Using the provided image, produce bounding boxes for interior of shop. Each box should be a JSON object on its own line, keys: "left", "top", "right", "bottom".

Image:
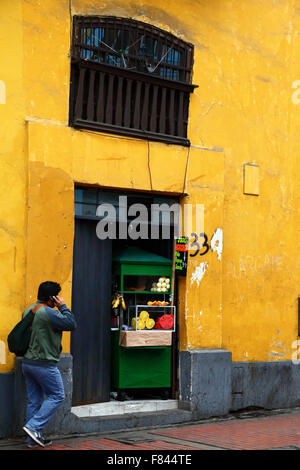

{"left": 110, "top": 235, "right": 177, "bottom": 402}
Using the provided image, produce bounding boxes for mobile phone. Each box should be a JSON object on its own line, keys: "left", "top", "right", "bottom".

{"left": 50, "top": 296, "right": 56, "bottom": 303}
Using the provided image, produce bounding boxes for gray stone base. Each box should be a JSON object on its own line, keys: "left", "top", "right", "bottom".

{"left": 179, "top": 352, "right": 300, "bottom": 417}
{"left": 0, "top": 372, "right": 15, "bottom": 438}
{"left": 231, "top": 361, "right": 300, "bottom": 411}
{"left": 1, "top": 351, "right": 300, "bottom": 439}
{"left": 179, "top": 349, "right": 232, "bottom": 419}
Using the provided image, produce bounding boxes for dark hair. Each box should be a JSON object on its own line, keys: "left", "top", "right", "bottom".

{"left": 37, "top": 281, "right": 61, "bottom": 301}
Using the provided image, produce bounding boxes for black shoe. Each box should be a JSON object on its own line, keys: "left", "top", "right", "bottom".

{"left": 27, "top": 439, "right": 52, "bottom": 448}
{"left": 23, "top": 426, "right": 49, "bottom": 448}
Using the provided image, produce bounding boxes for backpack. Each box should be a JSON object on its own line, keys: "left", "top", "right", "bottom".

{"left": 7, "top": 303, "right": 46, "bottom": 356}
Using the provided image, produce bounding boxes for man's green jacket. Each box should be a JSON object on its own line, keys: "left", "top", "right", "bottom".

{"left": 22, "top": 301, "right": 77, "bottom": 366}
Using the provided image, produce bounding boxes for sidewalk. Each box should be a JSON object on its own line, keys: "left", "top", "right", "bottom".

{"left": 1, "top": 407, "right": 300, "bottom": 451}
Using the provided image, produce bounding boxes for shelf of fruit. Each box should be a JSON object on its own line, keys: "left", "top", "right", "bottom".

{"left": 128, "top": 303, "right": 175, "bottom": 332}
{"left": 123, "top": 276, "right": 171, "bottom": 294}
{"left": 150, "top": 276, "right": 170, "bottom": 293}
{"left": 131, "top": 310, "right": 156, "bottom": 330}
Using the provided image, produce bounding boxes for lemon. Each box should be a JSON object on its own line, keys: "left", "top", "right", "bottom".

{"left": 139, "top": 310, "right": 149, "bottom": 321}
{"left": 146, "top": 318, "right": 155, "bottom": 329}
{"left": 137, "top": 319, "right": 146, "bottom": 330}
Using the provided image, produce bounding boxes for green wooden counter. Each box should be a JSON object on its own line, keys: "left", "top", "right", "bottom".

{"left": 111, "top": 330, "right": 171, "bottom": 390}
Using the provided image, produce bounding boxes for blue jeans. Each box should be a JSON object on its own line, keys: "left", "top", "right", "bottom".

{"left": 22, "top": 362, "right": 65, "bottom": 443}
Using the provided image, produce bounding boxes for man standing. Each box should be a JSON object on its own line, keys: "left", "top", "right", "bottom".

{"left": 22, "top": 281, "right": 77, "bottom": 448}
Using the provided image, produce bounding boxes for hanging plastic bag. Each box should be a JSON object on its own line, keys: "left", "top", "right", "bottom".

{"left": 154, "top": 314, "right": 174, "bottom": 330}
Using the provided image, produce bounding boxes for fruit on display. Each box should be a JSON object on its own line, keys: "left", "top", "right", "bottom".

{"left": 145, "top": 318, "right": 155, "bottom": 329}
{"left": 131, "top": 310, "right": 156, "bottom": 330}
{"left": 131, "top": 316, "right": 146, "bottom": 329}
{"left": 139, "top": 310, "right": 149, "bottom": 321}
{"left": 151, "top": 277, "right": 170, "bottom": 293}
{"left": 112, "top": 296, "right": 120, "bottom": 308}
{"left": 137, "top": 318, "right": 146, "bottom": 330}
{"left": 111, "top": 294, "right": 126, "bottom": 310}
{"left": 121, "top": 296, "right": 126, "bottom": 311}
{"left": 147, "top": 300, "right": 169, "bottom": 306}
{"left": 154, "top": 314, "right": 174, "bottom": 330}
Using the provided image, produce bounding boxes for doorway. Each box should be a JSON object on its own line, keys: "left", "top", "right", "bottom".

{"left": 71, "top": 187, "right": 178, "bottom": 406}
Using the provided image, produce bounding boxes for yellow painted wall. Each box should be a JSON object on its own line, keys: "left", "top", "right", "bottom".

{"left": 1, "top": 0, "right": 300, "bottom": 371}
{"left": 0, "top": 1, "right": 27, "bottom": 372}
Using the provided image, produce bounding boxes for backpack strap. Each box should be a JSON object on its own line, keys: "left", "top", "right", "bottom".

{"left": 32, "top": 303, "right": 48, "bottom": 313}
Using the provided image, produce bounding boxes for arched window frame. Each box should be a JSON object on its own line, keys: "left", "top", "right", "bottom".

{"left": 69, "top": 16, "right": 197, "bottom": 146}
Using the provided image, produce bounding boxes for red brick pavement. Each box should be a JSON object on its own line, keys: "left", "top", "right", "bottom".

{"left": 5, "top": 412, "right": 300, "bottom": 451}
{"left": 152, "top": 414, "right": 300, "bottom": 450}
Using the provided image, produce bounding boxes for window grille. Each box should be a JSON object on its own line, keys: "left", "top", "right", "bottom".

{"left": 69, "top": 16, "right": 197, "bottom": 146}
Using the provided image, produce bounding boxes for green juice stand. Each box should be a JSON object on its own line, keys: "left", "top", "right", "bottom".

{"left": 111, "top": 247, "right": 175, "bottom": 399}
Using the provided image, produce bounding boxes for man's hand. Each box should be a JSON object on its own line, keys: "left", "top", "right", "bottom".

{"left": 52, "top": 295, "right": 65, "bottom": 307}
